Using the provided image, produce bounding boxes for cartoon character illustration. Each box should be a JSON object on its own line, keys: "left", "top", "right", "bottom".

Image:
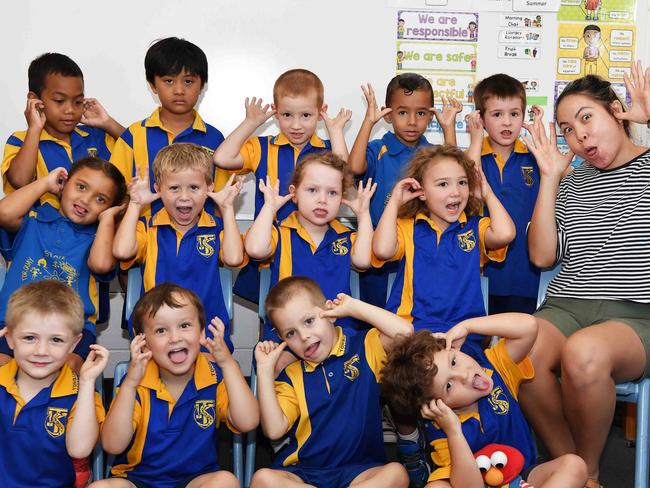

{"left": 585, "top": 0, "right": 601, "bottom": 21}
{"left": 397, "top": 50, "right": 404, "bottom": 70}
{"left": 467, "top": 83, "right": 475, "bottom": 104}
{"left": 583, "top": 24, "right": 601, "bottom": 74}
{"left": 474, "top": 444, "right": 525, "bottom": 488}
{"left": 468, "top": 21, "right": 478, "bottom": 39}
{"left": 470, "top": 54, "right": 477, "bottom": 72}
{"left": 534, "top": 15, "right": 542, "bottom": 28}
{"left": 398, "top": 18, "right": 405, "bottom": 38}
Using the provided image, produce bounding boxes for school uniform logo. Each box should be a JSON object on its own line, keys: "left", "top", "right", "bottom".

{"left": 45, "top": 407, "right": 68, "bottom": 438}
{"left": 457, "top": 230, "right": 476, "bottom": 252}
{"left": 86, "top": 147, "right": 98, "bottom": 157}
{"left": 488, "top": 386, "right": 509, "bottom": 415}
{"left": 22, "top": 255, "right": 79, "bottom": 287}
{"left": 196, "top": 234, "right": 217, "bottom": 258}
{"left": 331, "top": 237, "right": 350, "bottom": 256}
{"left": 521, "top": 166, "right": 535, "bottom": 187}
{"left": 193, "top": 400, "right": 216, "bottom": 428}
{"left": 343, "top": 354, "right": 360, "bottom": 381}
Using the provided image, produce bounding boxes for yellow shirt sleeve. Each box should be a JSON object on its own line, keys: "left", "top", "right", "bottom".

{"left": 239, "top": 136, "right": 262, "bottom": 174}
{"left": 478, "top": 216, "right": 507, "bottom": 268}
{"left": 485, "top": 339, "right": 534, "bottom": 399}
{"left": 120, "top": 219, "right": 148, "bottom": 270}
{"left": 215, "top": 379, "right": 239, "bottom": 433}
{"left": 364, "top": 328, "right": 387, "bottom": 382}
{"left": 109, "top": 135, "right": 135, "bottom": 184}
{"left": 275, "top": 380, "right": 300, "bottom": 433}
{"left": 68, "top": 391, "right": 107, "bottom": 426}
{"left": 429, "top": 437, "right": 453, "bottom": 481}
{"left": 2, "top": 132, "right": 26, "bottom": 195}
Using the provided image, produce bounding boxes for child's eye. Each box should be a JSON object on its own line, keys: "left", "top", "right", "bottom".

{"left": 328, "top": 190, "right": 338, "bottom": 197}
{"left": 169, "top": 185, "right": 179, "bottom": 191}
{"left": 582, "top": 114, "right": 591, "bottom": 122}
{"left": 398, "top": 110, "right": 407, "bottom": 116}
{"left": 302, "top": 113, "right": 312, "bottom": 119}
{"left": 22, "top": 335, "right": 35, "bottom": 342}
{"left": 51, "top": 337, "right": 64, "bottom": 343}
{"left": 306, "top": 187, "right": 316, "bottom": 193}
{"left": 438, "top": 182, "right": 447, "bottom": 187}
{"left": 451, "top": 357, "right": 457, "bottom": 367}
{"left": 163, "top": 79, "right": 174, "bottom": 85}
{"left": 96, "top": 196, "right": 106, "bottom": 204}
{"left": 562, "top": 126, "right": 573, "bottom": 135}
{"left": 282, "top": 112, "right": 292, "bottom": 118}
{"left": 54, "top": 99, "right": 64, "bottom": 104}
{"left": 155, "top": 328, "right": 166, "bottom": 335}
{"left": 285, "top": 330, "right": 294, "bottom": 339}
{"left": 180, "top": 322, "right": 191, "bottom": 329}
{"left": 417, "top": 111, "right": 427, "bottom": 117}
{"left": 493, "top": 112, "right": 501, "bottom": 118}
{"left": 446, "top": 381, "right": 452, "bottom": 392}
{"left": 77, "top": 183, "right": 86, "bottom": 191}
{"left": 305, "top": 317, "right": 315, "bottom": 326}
{"left": 184, "top": 80, "right": 194, "bottom": 86}
{"left": 459, "top": 180, "right": 468, "bottom": 186}
{"left": 190, "top": 185, "right": 199, "bottom": 191}
{"left": 511, "top": 112, "right": 521, "bottom": 118}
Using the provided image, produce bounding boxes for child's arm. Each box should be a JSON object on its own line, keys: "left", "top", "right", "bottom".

{"left": 320, "top": 293, "right": 413, "bottom": 351}
{"left": 321, "top": 108, "right": 352, "bottom": 160}
{"left": 420, "top": 399, "right": 484, "bottom": 488}
{"left": 464, "top": 111, "right": 484, "bottom": 167}
{"left": 6, "top": 97, "right": 47, "bottom": 189}
{"left": 0, "top": 167, "right": 66, "bottom": 233}
{"left": 475, "top": 164, "right": 516, "bottom": 249}
{"left": 244, "top": 177, "right": 292, "bottom": 260}
{"left": 207, "top": 174, "right": 245, "bottom": 267}
{"left": 616, "top": 60, "right": 650, "bottom": 124}
{"left": 112, "top": 175, "right": 159, "bottom": 261}
{"left": 348, "top": 84, "right": 392, "bottom": 175}
{"left": 101, "top": 334, "right": 151, "bottom": 454}
{"left": 66, "top": 344, "right": 109, "bottom": 459}
{"left": 213, "top": 97, "right": 276, "bottom": 170}
{"left": 372, "top": 178, "right": 423, "bottom": 260}
{"left": 202, "top": 319, "right": 259, "bottom": 432}
{"left": 432, "top": 96, "right": 463, "bottom": 147}
{"left": 443, "top": 313, "right": 538, "bottom": 364}
{"left": 88, "top": 202, "right": 127, "bottom": 274}
{"left": 80, "top": 98, "right": 125, "bottom": 139}
{"left": 344, "top": 178, "right": 377, "bottom": 270}
{"left": 254, "top": 340, "right": 290, "bottom": 439}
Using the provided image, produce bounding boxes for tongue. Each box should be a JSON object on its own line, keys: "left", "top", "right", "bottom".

{"left": 472, "top": 375, "right": 490, "bottom": 391}
{"left": 169, "top": 349, "right": 188, "bottom": 364}
{"left": 305, "top": 343, "right": 318, "bottom": 358}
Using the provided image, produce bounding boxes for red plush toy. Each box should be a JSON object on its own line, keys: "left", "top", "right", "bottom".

{"left": 474, "top": 443, "right": 527, "bottom": 488}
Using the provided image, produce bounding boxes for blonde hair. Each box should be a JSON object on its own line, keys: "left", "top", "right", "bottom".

{"left": 265, "top": 276, "right": 326, "bottom": 325}
{"left": 5, "top": 280, "right": 84, "bottom": 335}
{"left": 152, "top": 142, "right": 214, "bottom": 185}
{"left": 399, "top": 145, "right": 481, "bottom": 219}
{"left": 290, "top": 151, "right": 353, "bottom": 195}
{"left": 273, "top": 69, "right": 324, "bottom": 107}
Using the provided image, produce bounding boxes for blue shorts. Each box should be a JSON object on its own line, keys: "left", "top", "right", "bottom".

{"left": 280, "top": 463, "right": 382, "bottom": 488}
{"left": 116, "top": 469, "right": 219, "bottom": 488}
{"left": 0, "top": 328, "right": 95, "bottom": 359}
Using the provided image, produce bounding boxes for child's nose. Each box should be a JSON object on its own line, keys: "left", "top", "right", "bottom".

{"left": 35, "top": 340, "right": 48, "bottom": 355}
{"left": 173, "top": 82, "right": 185, "bottom": 95}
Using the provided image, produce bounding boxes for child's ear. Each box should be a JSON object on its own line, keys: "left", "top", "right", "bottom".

{"left": 27, "top": 91, "right": 39, "bottom": 100}
{"left": 153, "top": 182, "right": 160, "bottom": 194}
{"left": 288, "top": 184, "right": 297, "bottom": 202}
{"left": 271, "top": 104, "right": 278, "bottom": 119}
{"left": 383, "top": 110, "right": 393, "bottom": 124}
{"left": 69, "top": 333, "right": 82, "bottom": 354}
{"left": 418, "top": 193, "right": 427, "bottom": 201}
{"left": 148, "top": 81, "right": 158, "bottom": 95}
{"left": 4, "top": 331, "right": 14, "bottom": 351}
{"left": 319, "top": 104, "right": 328, "bottom": 120}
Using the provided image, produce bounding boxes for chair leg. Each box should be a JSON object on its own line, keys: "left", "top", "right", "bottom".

{"left": 244, "top": 368, "right": 258, "bottom": 488}
{"left": 625, "top": 403, "right": 637, "bottom": 445}
{"left": 634, "top": 380, "right": 650, "bottom": 488}
{"left": 233, "top": 433, "right": 244, "bottom": 488}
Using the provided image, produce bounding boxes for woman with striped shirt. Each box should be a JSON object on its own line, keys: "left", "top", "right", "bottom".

{"left": 519, "top": 62, "right": 650, "bottom": 488}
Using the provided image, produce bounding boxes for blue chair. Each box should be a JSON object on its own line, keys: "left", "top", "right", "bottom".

{"left": 537, "top": 265, "right": 650, "bottom": 488}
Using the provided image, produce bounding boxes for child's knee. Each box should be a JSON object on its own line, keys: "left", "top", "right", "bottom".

{"left": 383, "top": 462, "right": 409, "bottom": 486}
{"left": 199, "top": 470, "right": 240, "bottom": 488}
{"left": 558, "top": 453, "right": 588, "bottom": 482}
{"left": 250, "top": 468, "right": 278, "bottom": 488}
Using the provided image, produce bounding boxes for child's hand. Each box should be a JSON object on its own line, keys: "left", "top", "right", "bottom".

{"left": 208, "top": 174, "right": 244, "bottom": 209}
{"left": 254, "top": 340, "right": 287, "bottom": 375}
{"left": 0, "top": 328, "right": 6, "bottom": 340}
{"left": 128, "top": 174, "right": 160, "bottom": 206}
{"left": 617, "top": 60, "right": 650, "bottom": 124}
{"left": 98, "top": 201, "right": 127, "bottom": 223}
{"left": 432, "top": 96, "right": 463, "bottom": 129}
{"left": 441, "top": 322, "right": 470, "bottom": 350}
{"left": 245, "top": 97, "right": 276, "bottom": 127}
{"left": 421, "top": 398, "right": 461, "bottom": 434}
{"left": 389, "top": 178, "right": 424, "bottom": 206}
{"left": 523, "top": 117, "right": 573, "bottom": 179}
{"left": 124, "top": 334, "right": 152, "bottom": 388}
{"left": 343, "top": 178, "right": 377, "bottom": 216}
{"left": 361, "top": 83, "right": 392, "bottom": 124}
{"left": 320, "top": 293, "right": 356, "bottom": 320}
{"left": 46, "top": 167, "right": 68, "bottom": 196}
{"left": 259, "top": 176, "right": 292, "bottom": 213}
{"left": 79, "top": 344, "right": 109, "bottom": 384}
{"left": 24, "top": 97, "right": 46, "bottom": 131}
{"left": 321, "top": 108, "right": 352, "bottom": 134}
{"left": 473, "top": 161, "right": 491, "bottom": 201}
{"left": 465, "top": 110, "right": 484, "bottom": 140}
{"left": 81, "top": 98, "right": 111, "bottom": 128}
{"left": 200, "top": 318, "right": 233, "bottom": 366}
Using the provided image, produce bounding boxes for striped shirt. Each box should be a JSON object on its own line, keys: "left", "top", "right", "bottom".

{"left": 547, "top": 149, "right": 650, "bottom": 302}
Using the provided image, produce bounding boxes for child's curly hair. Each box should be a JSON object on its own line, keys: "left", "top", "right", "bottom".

{"left": 381, "top": 331, "right": 446, "bottom": 415}
{"left": 290, "top": 151, "right": 353, "bottom": 196}
{"left": 398, "top": 145, "right": 482, "bottom": 220}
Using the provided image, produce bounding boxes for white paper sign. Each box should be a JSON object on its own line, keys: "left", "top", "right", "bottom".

{"left": 512, "top": 0, "right": 560, "bottom": 12}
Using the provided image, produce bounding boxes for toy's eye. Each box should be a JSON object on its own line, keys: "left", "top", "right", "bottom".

{"left": 476, "top": 455, "right": 491, "bottom": 472}
{"left": 491, "top": 451, "right": 508, "bottom": 468}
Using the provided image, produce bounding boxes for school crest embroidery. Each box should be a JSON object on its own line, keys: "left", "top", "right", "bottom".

{"left": 343, "top": 354, "right": 360, "bottom": 381}
{"left": 488, "top": 386, "right": 509, "bottom": 415}
{"left": 86, "top": 147, "right": 98, "bottom": 157}
{"left": 45, "top": 407, "right": 68, "bottom": 438}
{"left": 457, "top": 230, "right": 476, "bottom": 252}
{"left": 193, "top": 400, "right": 215, "bottom": 429}
{"left": 22, "top": 253, "right": 79, "bottom": 287}
{"left": 521, "top": 166, "right": 534, "bottom": 187}
{"left": 196, "top": 234, "right": 216, "bottom": 258}
{"left": 331, "top": 237, "right": 349, "bottom": 256}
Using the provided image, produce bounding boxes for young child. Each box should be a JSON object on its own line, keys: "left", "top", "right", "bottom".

{"left": 0, "top": 280, "right": 109, "bottom": 488}
{"left": 251, "top": 276, "right": 412, "bottom": 488}
{"left": 94, "top": 283, "right": 258, "bottom": 488}
{"left": 113, "top": 143, "right": 245, "bottom": 350}
{"left": 470, "top": 74, "right": 541, "bottom": 314}
{"left": 3, "top": 52, "right": 124, "bottom": 208}
{"left": 381, "top": 314, "right": 587, "bottom": 488}
{"left": 347, "top": 74, "right": 461, "bottom": 308}
{"left": 245, "top": 151, "right": 375, "bottom": 372}
{"left": 110, "top": 37, "right": 225, "bottom": 217}
{"left": 213, "top": 68, "right": 350, "bottom": 302}
{"left": 372, "top": 144, "right": 514, "bottom": 486}
{"left": 0, "top": 158, "right": 126, "bottom": 372}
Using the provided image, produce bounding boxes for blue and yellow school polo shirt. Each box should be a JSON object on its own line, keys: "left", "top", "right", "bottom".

{"left": 425, "top": 339, "right": 536, "bottom": 482}
{"left": 111, "top": 354, "right": 232, "bottom": 487}
{"left": 376, "top": 213, "right": 506, "bottom": 334}
{"left": 2, "top": 125, "right": 114, "bottom": 207}
{"left": 0, "top": 203, "right": 108, "bottom": 335}
{"left": 481, "top": 138, "right": 540, "bottom": 299}
{"left": 122, "top": 208, "right": 239, "bottom": 350}
{"left": 363, "top": 132, "right": 431, "bottom": 227}
{"left": 110, "top": 108, "right": 225, "bottom": 217}
{"left": 0, "top": 360, "right": 105, "bottom": 488}
{"left": 274, "top": 326, "right": 386, "bottom": 469}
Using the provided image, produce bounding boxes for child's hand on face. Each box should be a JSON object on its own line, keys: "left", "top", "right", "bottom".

{"left": 98, "top": 201, "right": 128, "bottom": 223}
{"left": 254, "top": 340, "right": 287, "bottom": 375}
{"left": 321, "top": 108, "right": 353, "bottom": 134}
{"left": 361, "top": 83, "right": 392, "bottom": 124}
{"left": 244, "top": 97, "right": 276, "bottom": 127}
{"left": 46, "top": 167, "right": 68, "bottom": 196}
{"left": 259, "top": 176, "right": 292, "bottom": 213}
{"left": 473, "top": 161, "right": 491, "bottom": 201}
{"left": 421, "top": 398, "right": 461, "bottom": 434}
{"left": 79, "top": 344, "right": 110, "bottom": 384}
{"left": 431, "top": 96, "right": 463, "bottom": 129}
{"left": 80, "top": 98, "right": 110, "bottom": 128}
{"left": 343, "top": 178, "right": 377, "bottom": 216}
{"left": 124, "top": 334, "right": 152, "bottom": 388}
{"left": 320, "top": 293, "right": 356, "bottom": 319}
{"left": 439, "top": 322, "right": 470, "bottom": 350}
{"left": 128, "top": 174, "right": 160, "bottom": 206}
{"left": 200, "top": 318, "right": 233, "bottom": 367}
{"left": 208, "top": 174, "right": 244, "bottom": 210}
{"left": 390, "top": 178, "right": 424, "bottom": 206}
{"left": 24, "top": 97, "right": 46, "bottom": 131}
{"left": 465, "top": 110, "right": 484, "bottom": 141}
{"left": 618, "top": 60, "right": 650, "bottom": 124}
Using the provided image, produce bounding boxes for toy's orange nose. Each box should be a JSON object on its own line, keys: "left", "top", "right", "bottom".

{"left": 483, "top": 466, "right": 504, "bottom": 486}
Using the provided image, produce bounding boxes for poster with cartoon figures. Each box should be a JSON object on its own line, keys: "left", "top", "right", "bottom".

{"left": 558, "top": 0, "right": 636, "bottom": 23}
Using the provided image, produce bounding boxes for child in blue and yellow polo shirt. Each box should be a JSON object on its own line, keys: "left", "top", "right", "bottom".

{"left": 251, "top": 276, "right": 412, "bottom": 488}
{"left": 113, "top": 143, "right": 246, "bottom": 351}
{"left": 0, "top": 281, "right": 108, "bottom": 488}
{"left": 99, "top": 284, "right": 258, "bottom": 488}
{"left": 3, "top": 52, "right": 123, "bottom": 209}
{"left": 381, "top": 314, "right": 587, "bottom": 487}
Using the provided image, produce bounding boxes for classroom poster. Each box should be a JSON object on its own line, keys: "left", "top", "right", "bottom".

{"left": 557, "top": 0, "right": 636, "bottom": 23}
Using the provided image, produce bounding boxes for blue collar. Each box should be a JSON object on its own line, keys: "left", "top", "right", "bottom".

{"left": 384, "top": 131, "right": 429, "bottom": 155}
{"left": 33, "top": 203, "right": 97, "bottom": 235}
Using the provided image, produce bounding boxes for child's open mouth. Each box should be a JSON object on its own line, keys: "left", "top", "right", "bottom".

{"left": 500, "top": 130, "right": 513, "bottom": 138}
{"left": 446, "top": 202, "right": 461, "bottom": 212}
{"left": 472, "top": 374, "right": 491, "bottom": 391}
{"left": 313, "top": 208, "right": 328, "bottom": 218}
{"left": 73, "top": 204, "right": 88, "bottom": 217}
{"left": 168, "top": 348, "right": 188, "bottom": 364}
{"left": 303, "top": 342, "right": 320, "bottom": 359}
{"left": 176, "top": 206, "right": 193, "bottom": 219}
